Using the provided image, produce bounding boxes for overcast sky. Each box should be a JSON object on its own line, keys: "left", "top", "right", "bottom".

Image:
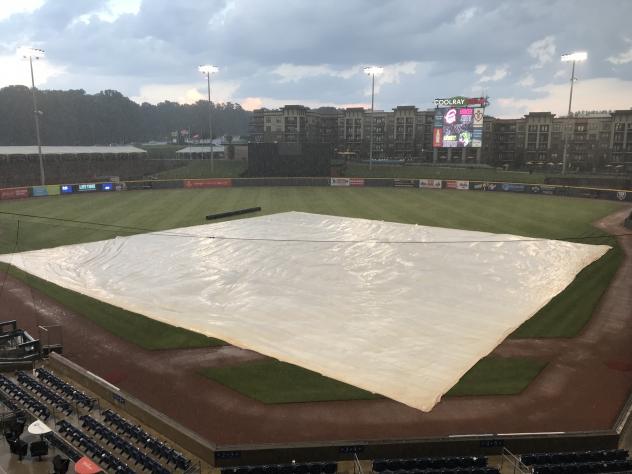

{"left": 2, "top": 0, "right": 632, "bottom": 117}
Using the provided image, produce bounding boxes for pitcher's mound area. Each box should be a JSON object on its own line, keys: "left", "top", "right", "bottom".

{"left": 0, "top": 212, "right": 608, "bottom": 411}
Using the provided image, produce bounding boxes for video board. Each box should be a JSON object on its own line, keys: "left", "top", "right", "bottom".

{"left": 432, "top": 96, "right": 485, "bottom": 148}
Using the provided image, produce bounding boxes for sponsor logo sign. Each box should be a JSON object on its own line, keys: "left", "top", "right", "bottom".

{"left": 433, "top": 127, "right": 443, "bottom": 147}
{"left": 446, "top": 180, "right": 469, "bottom": 190}
{"left": 349, "top": 178, "right": 365, "bottom": 187}
{"left": 617, "top": 191, "right": 627, "bottom": 201}
{"left": 32, "top": 186, "right": 48, "bottom": 197}
{"left": 501, "top": 183, "right": 526, "bottom": 193}
{"left": 419, "top": 179, "right": 442, "bottom": 189}
{"left": 394, "top": 179, "right": 418, "bottom": 187}
{"left": 0, "top": 187, "right": 29, "bottom": 200}
{"left": 330, "top": 178, "right": 350, "bottom": 187}
{"left": 183, "top": 179, "right": 232, "bottom": 188}
{"left": 78, "top": 183, "right": 97, "bottom": 192}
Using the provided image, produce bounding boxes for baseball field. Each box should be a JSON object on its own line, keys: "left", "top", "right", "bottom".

{"left": 0, "top": 187, "right": 623, "bottom": 404}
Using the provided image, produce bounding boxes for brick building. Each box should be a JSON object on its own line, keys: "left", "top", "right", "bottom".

{"left": 249, "top": 106, "right": 632, "bottom": 172}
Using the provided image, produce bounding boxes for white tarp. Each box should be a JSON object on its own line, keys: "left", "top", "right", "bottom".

{"left": 0, "top": 212, "right": 609, "bottom": 411}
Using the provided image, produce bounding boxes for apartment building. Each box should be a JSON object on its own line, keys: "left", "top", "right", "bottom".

{"left": 249, "top": 106, "right": 632, "bottom": 171}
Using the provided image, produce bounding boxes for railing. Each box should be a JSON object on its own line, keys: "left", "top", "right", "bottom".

{"left": 500, "top": 448, "right": 533, "bottom": 474}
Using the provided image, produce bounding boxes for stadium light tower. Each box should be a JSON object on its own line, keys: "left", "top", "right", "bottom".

{"left": 198, "top": 64, "right": 219, "bottom": 172}
{"left": 19, "top": 46, "right": 46, "bottom": 185}
{"left": 364, "top": 66, "right": 384, "bottom": 170}
{"left": 560, "top": 51, "right": 587, "bottom": 175}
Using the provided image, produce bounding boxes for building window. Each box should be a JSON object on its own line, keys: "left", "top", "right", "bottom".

{"left": 528, "top": 125, "right": 538, "bottom": 132}
{"left": 539, "top": 125, "right": 549, "bottom": 132}
{"left": 615, "top": 123, "right": 625, "bottom": 131}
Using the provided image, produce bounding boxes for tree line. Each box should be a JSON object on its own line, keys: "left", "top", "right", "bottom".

{"left": 0, "top": 86, "right": 252, "bottom": 146}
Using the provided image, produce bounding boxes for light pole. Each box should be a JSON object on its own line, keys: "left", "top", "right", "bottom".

{"left": 19, "top": 47, "right": 46, "bottom": 185}
{"left": 363, "top": 66, "right": 383, "bottom": 170}
{"left": 560, "top": 51, "right": 587, "bottom": 175}
{"left": 198, "top": 65, "right": 218, "bottom": 172}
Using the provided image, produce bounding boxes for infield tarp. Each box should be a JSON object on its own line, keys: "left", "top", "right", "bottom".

{"left": 0, "top": 212, "right": 609, "bottom": 412}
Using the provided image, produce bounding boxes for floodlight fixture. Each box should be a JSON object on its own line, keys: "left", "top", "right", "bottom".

{"left": 18, "top": 46, "right": 45, "bottom": 59}
{"left": 198, "top": 64, "right": 219, "bottom": 75}
{"left": 363, "top": 66, "right": 384, "bottom": 76}
{"left": 561, "top": 51, "right": 587, "bottom": 62}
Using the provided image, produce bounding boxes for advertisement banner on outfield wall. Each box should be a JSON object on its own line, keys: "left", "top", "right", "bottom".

{"left": 445, "top": 180, "right": 469, "bottom": 190}
{"left": 330, "top": 178, "right": 350, "bottom": 186}
{"left": 184, "top": 179, "right": 232, "bottom": 188}
{"left": 330, "top": 178, "right": 366, "bottom": 187}
{"left": 419, "top": 179, "right": 443, "bottom": 189}
{"left": 529, "top": 185, "right": 556, "bottom": 195}
{"left": 500, "top": 183, "right": 526, "bottom": 193}
{"left": 394, "top": 179, "right": 418, "bottom": 187}
{"left": 0, "top": 187, "right": 29, "bottom": 200}
{"left": 32, "top": 186, "right": 48, "bottom": 197}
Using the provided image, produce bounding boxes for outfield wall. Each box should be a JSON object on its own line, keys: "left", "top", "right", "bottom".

{"left": 0, "top": 177, "right": 631, "bottom": 203}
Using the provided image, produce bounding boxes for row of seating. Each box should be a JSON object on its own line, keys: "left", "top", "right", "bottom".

{"left": 16, "top": 370, "right": 73, "bottom": 415}
{"left": 221, "top": 462, "right": 337, "bottom": 474}
{"left": 521, "top": 449, "right": 629, "bottom": 466}
{"left": 35, "top": 367, "right": 96, "bottom": 410}
{"left": 57, "top": 419, "right": 135, "bottom": 474}
{"left": 0, "top": 374, "right": 50, "bottom": 420}
{"left": 103, "top": 408, "right": 191, "bottom": 470}
{"left": 531, "top": 459, "right": 632, "bottom": 474}
{"left": 80, "top": 414, "right": 170, "bottom": 474}
{"left": 44, "top": 431, "right": 83, "bottom": 462}
{"left": 372, "top": 457, "right": 488, "bottom": 472}
{"left": 377, "top": 470, "right": 498, "bottom": 474}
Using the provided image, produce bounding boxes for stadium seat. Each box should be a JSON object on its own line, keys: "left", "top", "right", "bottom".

{"left": 30, "top": 439, "right": 49, "bottom": 460}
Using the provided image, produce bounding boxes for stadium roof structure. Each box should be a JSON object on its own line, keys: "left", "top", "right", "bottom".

{"left": 0, "top": 146, "right": 146, "bottom": 156}
{"left": 0, "top": 212, "right": 609, "bottom": 412}
{"left": 176, "top": 146, "right": 225, "bottom": 154}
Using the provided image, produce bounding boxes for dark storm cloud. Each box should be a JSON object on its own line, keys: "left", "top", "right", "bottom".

{"left": 2, "top": 0, "right": 632, "bottom": 114}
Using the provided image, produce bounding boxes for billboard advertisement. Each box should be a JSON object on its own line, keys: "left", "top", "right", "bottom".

{"left": 419, "top": 179, "right": 442, "bottom": 189}
{"left": 433, "top": 107, "right": 480, "bottom": 148}
{"left": 433, "top": 96, "right": 485, "bottom": 148}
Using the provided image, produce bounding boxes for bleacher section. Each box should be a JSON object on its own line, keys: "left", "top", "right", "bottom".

{"left": 521, "top": 449, "right": 632, "bottom": 474}
{"left": 16, "top": 370, "right": 73, "bottom": 415}
{"left": 0, "top": 367, "right": 198, "bottom": 473}
{"left": 0, "top": 374, "right": 50, "bottom": 420}
{"left": 57, "top": 419, "right": 135, "bottom": 473}
{"left": 102, "top": 409, "right": 192, "bottom": 471}
{"left": 371, "top": 456, "right": 498, "bottom": 474}
{"left": 35, "top": 367, "right": 96, "bottom": 410}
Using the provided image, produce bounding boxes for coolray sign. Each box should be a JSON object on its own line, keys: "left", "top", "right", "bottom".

{"left": 433, "top": 96, "right": 489, "bottom": 108}
{"left": 434, "top": 96, "right": 467, "bottom": 107}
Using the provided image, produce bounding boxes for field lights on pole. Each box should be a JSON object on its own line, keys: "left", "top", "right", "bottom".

{"left": 364, "top": 66, "right": 384, "bottom": 171}
{"left": 19, "top": 46, "right": 46, "bottom": 185}
{"left": 560, "top": 51, "right": 587, "bottom": 175}
{"left": 198, "top": 65, "right": 218, "bottom": 172}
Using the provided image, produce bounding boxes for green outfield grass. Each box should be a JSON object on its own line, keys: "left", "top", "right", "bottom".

{"left": 446, "top": 357, "right": 548, "bottom": 397}
{"left": 200, "top": 360, "right": 383, "bottom": 403}
{"left": 0, "top": 187, "right": 622, "bottom": 352}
